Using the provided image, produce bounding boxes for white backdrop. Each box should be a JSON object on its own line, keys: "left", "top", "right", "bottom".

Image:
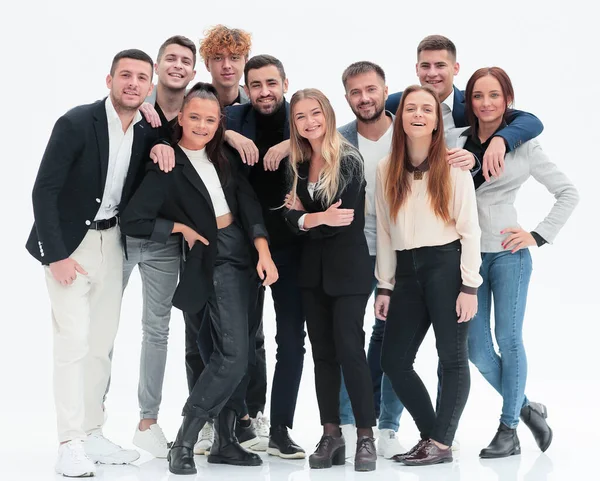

{"left": 1, "top": 1, "right": 598, "bottom": 479}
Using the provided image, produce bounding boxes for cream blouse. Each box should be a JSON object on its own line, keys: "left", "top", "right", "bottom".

{"left": 375, "top": 155, "right": 483, "bottom": 292}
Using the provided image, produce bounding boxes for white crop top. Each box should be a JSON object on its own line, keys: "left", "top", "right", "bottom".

{"left": 180, "top": 146, "right": 231, "bottom": 217}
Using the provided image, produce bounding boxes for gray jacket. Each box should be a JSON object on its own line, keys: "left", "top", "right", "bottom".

{"left": 447, "top": 127, "right": 579, "bottom": 253}
{"left": 338, "top": 111, "right": 395, "bottom": 256}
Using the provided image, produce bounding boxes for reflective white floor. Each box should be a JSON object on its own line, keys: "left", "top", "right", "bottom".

{"left": 4, "top": 259, "right": 598, "bottom": 481}
{"left": 3, "top": 376, "right": 596, "bottom": 481}
{"left": 0, "top": 434, "right": 586, "bottom": 481}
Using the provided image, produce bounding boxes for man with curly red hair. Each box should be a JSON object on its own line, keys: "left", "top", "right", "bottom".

{"left": 199, "top": 25, "right": 251, "bottom": 107}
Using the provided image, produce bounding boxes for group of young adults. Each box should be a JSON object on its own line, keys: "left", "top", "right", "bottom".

{"left": 27, "top": 26, "right": 579, "bottom": 477}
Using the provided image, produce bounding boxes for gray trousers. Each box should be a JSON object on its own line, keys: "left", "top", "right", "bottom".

{"left": 123, "top": 235, "right": 181, "bottom": 419}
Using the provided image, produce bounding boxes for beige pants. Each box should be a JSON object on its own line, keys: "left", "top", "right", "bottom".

{"left": 45, "top": 226, "right": 123, "bottom": 442}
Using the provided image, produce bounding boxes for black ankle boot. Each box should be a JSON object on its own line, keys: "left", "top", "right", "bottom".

{"left": 168, "top": 415, "right": 209, "bottom": 475}
{"left": 479, "top": 423, "right": 521, "bottom": 458}
{"left": 208, "top": 407, "right": 263, "bottom": 466}
{"left": 520, "top": 402, "right": 553, "bottom": 452}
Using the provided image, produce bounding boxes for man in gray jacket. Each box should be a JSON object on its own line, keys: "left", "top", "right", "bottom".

{"left": 337, "top": 61, "right": 405, "bottom": 459}
{"left": 338, "top": 61, "right": 477, "bottom": 458}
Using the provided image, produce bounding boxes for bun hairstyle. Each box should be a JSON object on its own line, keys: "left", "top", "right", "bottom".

{"left": 176, "top": 82, "right": 230, "bottom": 183}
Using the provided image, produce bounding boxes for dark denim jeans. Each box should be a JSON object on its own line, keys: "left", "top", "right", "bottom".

{"left": 468, "top": 249, "right": 532, "bottom": 427}
{"left": 381, "top": 241, "right": 470, "bottom": 446}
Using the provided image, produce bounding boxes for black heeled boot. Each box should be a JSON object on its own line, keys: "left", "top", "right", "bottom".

{"left": 208, "top": 407, "right": 263, "bottom": 466}
{"left": 479, "top": 423, "right": 521, "bottom": 458}
{"left": 520, "top": 402, "right": 553, "bottom": 452}
{"left": 168, "top": 414, "right": 209, "bottom": 475}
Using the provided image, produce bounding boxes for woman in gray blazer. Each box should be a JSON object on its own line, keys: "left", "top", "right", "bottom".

{"left": 448, "top": 67, "right": 579, "bottom": 459}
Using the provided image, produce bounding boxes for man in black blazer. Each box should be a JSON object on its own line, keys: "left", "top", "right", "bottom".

{"left": 224, "top": 54, "right": 306, "bottom": 458}
{"left": 26, "top": 49, "right": 162, "bottom": 477}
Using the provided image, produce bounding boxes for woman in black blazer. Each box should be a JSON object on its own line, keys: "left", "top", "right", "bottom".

{"left": 284, "top": 89, "right": 376, "bottom": 472}
{"left": 121, "top": 83, "right": 278, "bottom": 475}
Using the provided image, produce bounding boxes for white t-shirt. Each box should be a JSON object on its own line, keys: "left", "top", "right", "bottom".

{"left": 358, "top": 123, "right": 394, "bottom": 255}
{"left": 180, "top": 146, "right": 231, "bottom": 217}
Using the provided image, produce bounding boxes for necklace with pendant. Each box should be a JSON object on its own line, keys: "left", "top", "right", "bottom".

{"left": 414, "top": 171, "right": 423, "bottom": 180}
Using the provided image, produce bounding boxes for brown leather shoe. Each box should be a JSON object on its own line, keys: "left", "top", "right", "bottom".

{"left": 354, "top": 436, "right": 376, "bottom": 471}
{"left": 308, "top": 435, "right": 345, "bottom": 469}
{"left": 400, "top": 439, "right": 453, "bottom": 466}
{"left": 392, "top": 439, "right": 427, "bottom": 463}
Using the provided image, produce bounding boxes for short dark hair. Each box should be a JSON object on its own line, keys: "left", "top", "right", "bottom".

{"left": 157, "top": 35, "right": 197, "bottom": 67}
{"left": 110, "top": 49, "right": 154, "bottom": 77}
{"left": 417, "top": 35, "right": 457, "bottom": 61}
{"left": 341, "top": 61, "right": 386, "bottom": 89}
{"left": 244, "top": 54, "right": 286, "bottom": 86}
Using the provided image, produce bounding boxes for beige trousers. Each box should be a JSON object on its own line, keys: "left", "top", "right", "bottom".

{"left": 45, "top": 226, "right": 123, "bottom": 442}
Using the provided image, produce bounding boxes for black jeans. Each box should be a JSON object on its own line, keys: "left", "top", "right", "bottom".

{"left": 183, "top": 223, "right": 257, "bottom": 418}
{"left": 303, "top": 287, "right": 375, "bottom": 428}
{"left": 381, "top": 240, "right": 470, "bottom": 446}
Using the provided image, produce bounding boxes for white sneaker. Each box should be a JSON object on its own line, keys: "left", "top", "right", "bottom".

{"left": 55, "top": 439, "right": 96, "bottom": 477}
{"left": 85, "top": 430, "right": 140, "bottom": 464}
{"left": 250, "top": 411, "right": 270, "bottom": 451}
{"left": 452, "top": 438, "right": 460, "bottom": 452}
{"left": 340, "top": 424, "right": 356, "bottom": 459}
{"left": 133, "top": 423, "right": 169, "bottom": 458}
{"left": 377, "top": 429, "right": 405, "bottom": 459}
{"left": 194, "top": 421, "right": 214, "bottom": 455}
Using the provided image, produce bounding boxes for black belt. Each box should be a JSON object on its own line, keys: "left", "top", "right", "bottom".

{"left": 89, "top": 216, "right": 118, "bottom": 230}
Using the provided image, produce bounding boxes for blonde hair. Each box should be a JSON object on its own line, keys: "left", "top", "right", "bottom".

{"left": 289, "top": 88, "right": 363, "bottom": 207}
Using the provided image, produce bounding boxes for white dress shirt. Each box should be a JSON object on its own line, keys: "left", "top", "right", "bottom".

{"left": 442, "top": 89, "right": 455, "bottom": 132}
{"left": 95, "top": 97, "right": 142, "bottom": 221}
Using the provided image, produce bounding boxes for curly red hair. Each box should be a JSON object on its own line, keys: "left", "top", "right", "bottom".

{"left": 199, "top": 25, "right": 252, "bottom": 61}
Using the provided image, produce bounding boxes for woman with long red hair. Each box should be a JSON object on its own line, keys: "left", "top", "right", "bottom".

{"left": 375, "top": 84, "right": 482, "bottom": 466}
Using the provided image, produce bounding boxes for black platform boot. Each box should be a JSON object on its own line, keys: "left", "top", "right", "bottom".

{"left": 480, "top": 423, "right": 521, "bottom": 458}
{"left": 208, "top": 407, "right": 263, "bottom": 466}
{"left": 168, "top": 415, "right": 209, "bottom": 475}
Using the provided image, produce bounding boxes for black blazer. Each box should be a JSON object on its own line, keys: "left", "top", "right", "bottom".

{"left": 284, "top": 155, "right": 372, "bottom": 296}
{"left": 120, "top": 144, "right": 268, "bottom": 314}
{"left": 26, "top": 99, "right": 159, "bottom": 264}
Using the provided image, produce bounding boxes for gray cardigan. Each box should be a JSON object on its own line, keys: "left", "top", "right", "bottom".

{"left": 447, "top": 127, "right": 579, "bottom": 253}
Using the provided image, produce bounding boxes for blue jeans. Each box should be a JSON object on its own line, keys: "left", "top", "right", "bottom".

{"left": 339, "top": 256, "right": 404, "bottom": 430}
{"left": 468, "top": 249, "right": 532, "bottom": 428}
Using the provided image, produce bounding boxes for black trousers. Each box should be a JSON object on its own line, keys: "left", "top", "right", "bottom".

{"left": 243, "top": 283, "right": 268, "bottom": 418}
{"left": 303, "top": 287, "right": 375, "bottom": 428}
{"left": 381, "top": 240, "right": 470, "bottom": 446}
{"left": 182, "top": 223, "right": 257, "bottom": 418}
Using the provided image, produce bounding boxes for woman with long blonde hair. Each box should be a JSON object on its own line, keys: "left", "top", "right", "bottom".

{"left": 284, "top": 88, "right": 377, "bottom": 471}
{"left": 374, "top": 84, "right": 482, "bottom": 466}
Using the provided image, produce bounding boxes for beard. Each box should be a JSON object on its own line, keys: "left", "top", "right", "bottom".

{"left": 352, "top": 102, "right": 385, "bottom": 124}
{"left": 110, "top": 92, "right": 144, "bottom": 114}
{"left": 253, "top": 96, "right": 284, "bottom": 116}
